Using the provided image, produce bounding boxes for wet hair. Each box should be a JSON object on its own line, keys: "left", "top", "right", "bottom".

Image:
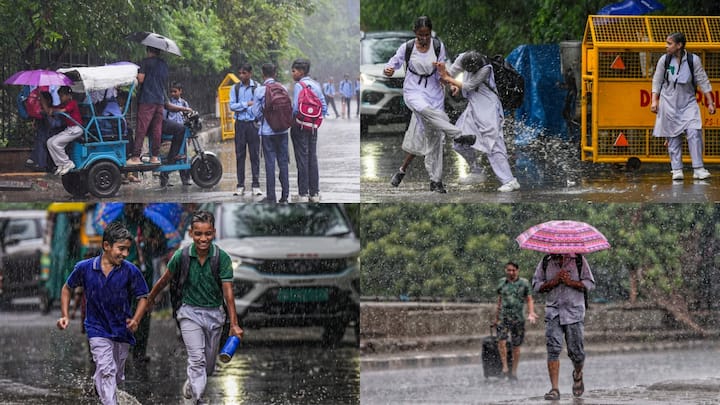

{"left": 58, "top": 86, "right": 72, "bottom": 96}
{"left": 170, "top": 81, "right": 183, "bottom": 91}
{"left": 461, "top": 51, "right": 486, "bottom": 73}
{"left": 505, "top": 262, "right": 519, "bottom": 271}
{"left": 414, "top": 16, "right": 433, "bottom": 32}
{"left": 239, "top": 63, "right": 253, "bottom": 72}
{"left": 292, "top": 58, "right": 311, "bottom": 75}
{"left": 261, "top": 63, "right": 277, "bottom": 77}
{"left": 191, "top": 210, "right": 215, "bottom": 228}
{"left": 668, "top": 32, "right": 686, "bottom": 48}
{"left": 103, "top": 221, "right": 132, "bottom": 246}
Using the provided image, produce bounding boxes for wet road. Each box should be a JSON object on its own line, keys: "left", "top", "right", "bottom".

{"left": 0, "top": 117, "right": 360, "bottom": 203}
{"left": 0, "top": 309, "right": 359, "bottom": 404}
{"left": 361, "top": 124, "right": 720, "bottom": 203}
{"left": 360, "top": 348, "right": 720, "bottom": 404}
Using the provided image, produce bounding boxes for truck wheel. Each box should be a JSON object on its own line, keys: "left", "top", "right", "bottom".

{"left": 61, "top": 171, "right": 89, "bottom": 197}
{"left": 191, "top": 155, "right": 223, "bottom": 188}
{"left": 87, "top": 161, "right": 121, "bottom": 198}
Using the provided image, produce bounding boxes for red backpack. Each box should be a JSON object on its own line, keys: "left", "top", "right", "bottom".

{"left": 295, "top": 81, "right": 323, "bottom": 130}
{"left": 25, "top": 87, "right": 44, "bottom": 119}
{"left": 263, "top": 82, "right": 293, "bottom": 131}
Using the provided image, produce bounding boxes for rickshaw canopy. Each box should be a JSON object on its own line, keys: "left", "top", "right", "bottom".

{"left": 57, "top": 63, "right": 138, "bottom": 92}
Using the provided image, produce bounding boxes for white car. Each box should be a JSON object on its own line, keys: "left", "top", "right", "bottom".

{"left": 209, "top": 203, "right": 360, "bottom": 347}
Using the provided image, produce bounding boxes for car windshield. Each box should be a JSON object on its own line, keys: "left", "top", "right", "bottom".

{"left": 361, "top": 36, "right": 413, "bottom": 65}
{"left": 220, "top": 204, "right": 352, "bottom": 238}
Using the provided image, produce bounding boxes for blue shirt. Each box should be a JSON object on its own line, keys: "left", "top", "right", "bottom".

{"left": 251, "top": 78, "right": 289, "bottom": 136}
{"left": 293, "top": 77, "right": 327, "bottom": 117}
{"left": 166, "top": 97, "right": 190, "bottom": 124}
{"left": 138, "top": 56, "right": 169, "bottom": 105}
{"left": 229, "top": 80, "right": 257, "bottom": 122}
{"left": 66, "top": 256, "right": 149, "bottom": 344}
{"left": 323, "top": 82, "right": 336, "bottom": 97}
{"left": 339, "top": 79, "right": 354, "bottom": 98}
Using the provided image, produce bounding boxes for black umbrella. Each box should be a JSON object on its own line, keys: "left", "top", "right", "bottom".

{"left": 126, "top": 31, "right": 181, "bottom": 56}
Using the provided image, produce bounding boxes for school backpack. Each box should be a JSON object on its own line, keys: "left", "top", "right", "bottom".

{"left": 661, "top": 51, "right": 696, "bottom": 94}
{"left": 16, "top": 85, "right": 32, "bottom": 119}
{"left": 295, "top": 81, "right": 324, "bottom": 130}
{"left": 485, "top": 54, "right": 525, "bottom": 110}
{"left": 403, "top": 38, "right": 442, "bottom": 81}
{"left": 23, "top": 87, "right": 44, "bottom": 120}
{"left": 541, "top": 254, "right": 589, "bottom": 308}
{"left": 263, "top": 81, "right": 293, "bottom": 131}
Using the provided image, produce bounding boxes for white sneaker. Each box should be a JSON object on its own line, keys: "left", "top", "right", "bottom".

{"left": 309, "top": 194, "right": 321, "bottom": 203}
{"left": 234, "top": 186, "right": 245, "bottom": 196}
{"left": 252, "top": 187, "right": 263, "bottom": 196}
{"left": 693, "top": 168, "right": 711, "bottom": 180}
{"left": 183, "top": 380, "right": 192, "bottom": 400}
{"left": 58, "top": 162, "right": 75, "bottom": 176}
{"left": 671, "top": 169, "right": 684, "bottom": 180}
{"left": 297, "top": 195, "right": 309, "bottom": 203}
{"left": 497, "top": 179, "right": 520, "bottom": 192}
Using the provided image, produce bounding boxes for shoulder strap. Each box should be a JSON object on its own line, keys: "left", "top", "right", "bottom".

{"left": 209, "top": 244, "right": 221, "bottom": 288}
{"left": 404, "top": 39, "right": 415, "bottom": 67}
{"left": 432, "top": 38, "right": 441, "bottom": 59}
{"left": 687, "top": 52, "right": 696, "bottom": 89}
{"left": 575, "top": 254, "right": 589, "bottom": 308}
{"left": 179, "top": 246, "right": 191, "bottom": 289}
{"left": 541, "top": 254, "right": 551, "bottom": 274}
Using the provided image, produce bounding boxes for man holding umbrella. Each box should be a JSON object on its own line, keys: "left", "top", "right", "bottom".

{"left": 518, "top": 220, "right": 606, "bottom": 401}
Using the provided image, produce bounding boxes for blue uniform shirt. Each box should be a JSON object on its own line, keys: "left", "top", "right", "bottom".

{"left": 230, "top": 80, "right": 257, "bottom": 122}
{"left": 339, "top": 79, "right": 354, "bottom": 98}
{"left": 293, "top": 77, "right": 327, "bottom": 117}
{"left": 66, "top": 256, "right": 149, "bottom": 345}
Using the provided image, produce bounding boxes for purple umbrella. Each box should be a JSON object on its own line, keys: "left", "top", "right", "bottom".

{"left": 4, "top": 69, "right": 74, "bottom": 86}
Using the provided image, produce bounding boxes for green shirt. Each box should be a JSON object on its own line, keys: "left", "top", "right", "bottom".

{"left": 167, "top": 243, "right": 233, "bottom": 308}
{"left": 496, "top": 277, "right": 531, "bottom": 322}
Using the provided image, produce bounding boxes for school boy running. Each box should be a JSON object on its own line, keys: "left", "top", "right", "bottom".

{"left": 56, "top": 221, "right": 149, "bottom": 405}
{"left": 147, "top": 210, "right": 243, "bottom": 405}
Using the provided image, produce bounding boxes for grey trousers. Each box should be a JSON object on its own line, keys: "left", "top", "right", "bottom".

{"left": 88, "top": 337, "right": 130, "bottom": 405}
{"left": 47, "top": 125, "right": 83, "bottom": 167}
{"left": 177, "top": 304, "right": 225, "bottom": 402}
{"left": 452, "top": 140, "right": 514, "bottom": 184}
{"left": 545, "top": 316, "right": 585, "bottom": 365}
{"left": 667, "top": 128, "right": 704, "bottom": 170}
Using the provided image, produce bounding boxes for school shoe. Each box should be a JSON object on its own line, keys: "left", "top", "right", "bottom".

{"left": 234, "top": 186, "right": 245, "bottom": 196}
{"left": 252, "top": 187, "right": 263, "bottom": 196}
{"left": 297, "top": 195, "right": 310, "bottom": 203}
{"left": 183, "top": 380, "right": 192, "bottom": 400}
{"left": 429, "top": 181, "right": 447, "bottom": 193}
{"left": 671, "top": 169, "right": 684, "bottom": 180}
{"left": 309, "top": 194, "right": 321, "bottom": 203}
{"left": 390, "top": 170, "right": 405, "bottom": 187}
{"left": 693, "top": 168, "right": 711, "bottom": 180}
{"left": 497, "top": 178, "right": 521, "bottom": 192}
{"left": 58, "top": 162, "right": 75, "bottom": 176}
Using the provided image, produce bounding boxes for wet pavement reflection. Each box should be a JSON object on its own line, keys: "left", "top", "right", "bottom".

{"left": 0, "top": 310, "right": 359, "bottom": 404}
{"left": 361, "top": 124, "right": 720, "bottom": 203}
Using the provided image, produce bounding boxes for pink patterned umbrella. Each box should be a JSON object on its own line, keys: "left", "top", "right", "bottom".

{"left": 516, "top": 220, "right": 610, "bottom": 254}
{"left": 4, "top": 69, "right": 73, "bottom": 86}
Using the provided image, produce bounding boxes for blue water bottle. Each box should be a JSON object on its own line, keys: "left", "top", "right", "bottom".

{"left": 219, "top": 336, "right": 241, "bottom": 363}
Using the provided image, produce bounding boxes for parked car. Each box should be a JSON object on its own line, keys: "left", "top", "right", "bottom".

{"left": 0, "top": 210, "right": 47, "bottom": 308}
{"left": 360, "top": 30, "right": 464, "bottom": 135}
{"left": 202, "top": 203, "right": 360, "bottom": 347}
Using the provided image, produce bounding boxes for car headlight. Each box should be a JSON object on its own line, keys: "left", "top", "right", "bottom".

{"left": 360, "top": 72, "right": 376, "bottom": 86}
{"left": 231, "top": 256, "right": 263, "bottom": 273}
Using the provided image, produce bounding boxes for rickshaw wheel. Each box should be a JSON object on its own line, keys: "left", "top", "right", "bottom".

{"left": 61, "top": 171, "right": 89, "bottom": 197}
{"left": 87, "top": 161, "right": 121, "bottom": 198}
{"left": 191, "top": 155, "right": 223, "bottom": 188}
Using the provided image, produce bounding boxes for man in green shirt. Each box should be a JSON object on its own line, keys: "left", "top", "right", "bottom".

{"left": 495, "top": 261, "right": 537, "bottom": 380}
{"left": 147, "top": 210, "right": 243, "bottom": 405}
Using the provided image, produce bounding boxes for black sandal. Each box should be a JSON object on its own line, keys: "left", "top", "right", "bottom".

{"left": 544, "top": 388, "right": 560, "bottom": 400}
{"left": 572, "top": 369, "right": 584, "bottom": 397}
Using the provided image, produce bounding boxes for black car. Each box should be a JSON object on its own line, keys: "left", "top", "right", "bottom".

{"left": 0, "top": 210, "right": 46, "bottom": 308}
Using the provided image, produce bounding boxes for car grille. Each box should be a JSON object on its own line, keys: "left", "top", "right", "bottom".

{"left": 256, "top": 259, "right": 348, "bottom": 275}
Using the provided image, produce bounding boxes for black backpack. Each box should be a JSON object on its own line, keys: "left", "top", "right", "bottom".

{"left": 484, "top": 54, "right": 525, "bottom": 109}
{"left": 403, "top": 38, "right": 442, "bottom": 86}
{"left": 661, "top": 51, "right": 696, "bottom": 93}
{"left": 541, "top": 254, "right": 589, "bottom": 308}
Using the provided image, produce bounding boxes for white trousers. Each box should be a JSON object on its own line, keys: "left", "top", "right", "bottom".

{"left": 47, "top": 125, "right": 83, "bottom": 167}
{"left": 177, "top": 304, "right": 225, "bottom": 401}
{"left": 453, "top": 139, "right": 515, "bottom": 184}
{"left": 667, "top": 128, "right": 704, "bottom": 170}
{"left": 88, "top": 337, "right": 130, "bottom": 405}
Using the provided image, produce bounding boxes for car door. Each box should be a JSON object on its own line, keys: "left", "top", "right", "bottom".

{"left": 1, "top": 217, "right": 45, "bottom": 294}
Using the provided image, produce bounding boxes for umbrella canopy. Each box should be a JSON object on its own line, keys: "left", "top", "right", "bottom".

{"left": 516, "top": 220, "right": 611, "bottom": 254}
{"left": 4, "top": 69, "right": 73, "bottom": 86}
{"left": 93, "top": 203, "right": 185, "bottom": 249}
{"left": 126, "top": 31, "right": 181, "bottom": 56}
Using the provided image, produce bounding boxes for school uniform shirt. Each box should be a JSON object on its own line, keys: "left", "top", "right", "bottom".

{"left": 167, "top": 243, "right": 232, "bottom": 308}
{"left": 251, "top": 78, "right": 291, "bottom": 136}
{"left": 166, "top": 97, "right": 190, "bottom": 124}
{"left": 293, "top": 76, "right": 327, "bottom": 117}
{"left": 323, "top": 82, "right": 336, "bottom": 98}
{"left": 385, "top": 41, "right": 447, "bottom": 114}
{"left": 137, "top": 56, "right": 169, "bottom": 105}
{"left": 531, "top": 254, "right": 595, "bottom": 326}
{"left": 652, "top": 51, "right": 712, "bottom": 138}
{"left": 65, "top": 256, "right": 149, "bottom": 345}
{"left": 339, "top": 79, "right": 354, "bottom": 99}
{"left": 229, "top": 80, "right": 257, "bottom": 122}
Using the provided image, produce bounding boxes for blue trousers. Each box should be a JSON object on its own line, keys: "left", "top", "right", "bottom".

{"left": 290, "top": 126, "right": 319, "bottom": 197}
{"left": 261, "top": 133, "right": 289, "bottom": 202}
{"left": 234, "top": 120, "right": 261, "bottom": 188}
